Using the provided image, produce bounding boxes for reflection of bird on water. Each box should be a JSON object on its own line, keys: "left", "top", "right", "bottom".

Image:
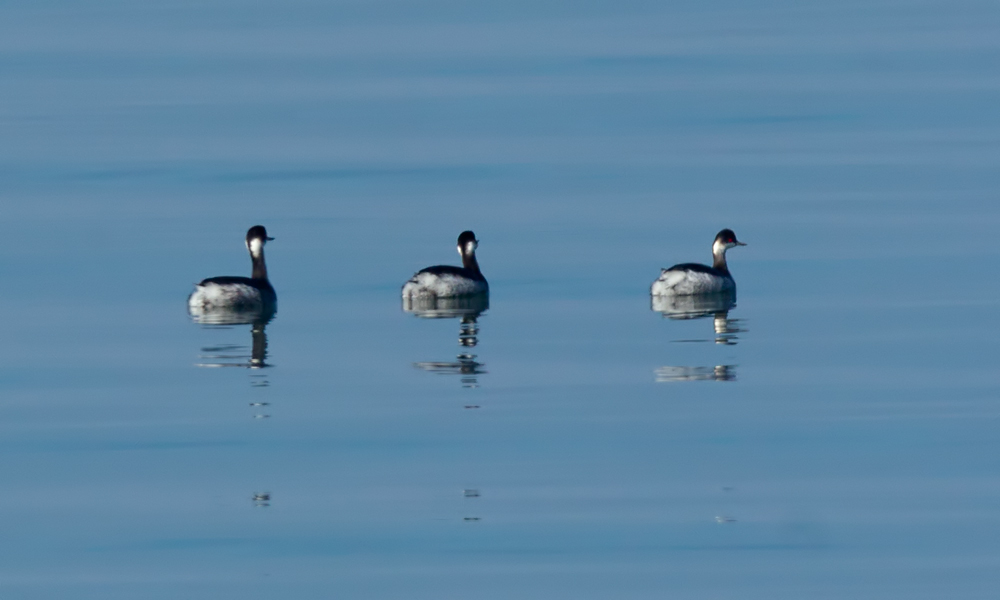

{"left": 651, "top": 229, "right": 746, "bottom": 296}
{"left": 188, "top": 225, "right": 277, "bottom": 315}
{"left": 192, "top": 310, "right": 273, "bottom": 371}
{"left": 651, "top": 291, "right": 735, "bottom": 319}
{"left": 651, "top": 290, "right": 742, "bottom": 382}
{"left": 402, "top": 231, "right": 488, "bottom": 299}
{"left": 405, "top": 295, "right": 488, "bottom": 389}
{"left": 711, "top": 312, "right": 742, "bottom": 346}
{"left": 403, "top": 294, "right": 489, "bottom": 319}
{"left": 651, "top": 291, "right": 743, "bottom": 345}
{"left": 655, "top": 365, "right": 736, "bottom": 382}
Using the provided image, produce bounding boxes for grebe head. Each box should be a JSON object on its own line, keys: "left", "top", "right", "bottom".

{"left": 245, "top": 225, "right": 274, "bottom": 258}
{"left": 712, "top": 229, "right": 745, "bottom": 255}
{"left": 456, "top": 230, "right": 479, "bottom": 258}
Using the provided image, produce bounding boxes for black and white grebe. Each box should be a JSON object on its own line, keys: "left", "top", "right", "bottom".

{"left": 651, "top": 229, "right": 746, "bottom": 296}
{"left": 188, "top": 225, "right": 277, "bottom": 314}
{"left": 402, "top": 231, "right": 488, "bottom": 299}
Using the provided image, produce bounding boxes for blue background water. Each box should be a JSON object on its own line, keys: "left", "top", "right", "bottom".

{"left": 1, "top": 1, "right": 999, "bottom": 597}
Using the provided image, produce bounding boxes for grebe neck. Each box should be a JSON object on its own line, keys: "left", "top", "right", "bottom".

{"left": 461, "top": 251, "right": 482, "bottom": 277}
{"left": 251, "top": 250, "right": 269, "bottom": 280}
{"left": 712, "top": 249, "right": 730, "bottom": 274}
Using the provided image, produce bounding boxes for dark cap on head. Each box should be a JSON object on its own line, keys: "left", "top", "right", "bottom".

{"left": 457, "top": 231, "right": 478, "bottom": 246}
{"left": 246, "top": 225, "right": 274, "bottom": 242}
{"left": 715, "top": 229, "right": 743, "bottom": 245}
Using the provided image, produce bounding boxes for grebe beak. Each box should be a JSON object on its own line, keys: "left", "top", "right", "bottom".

{"left": 735, "top": 241, "right": 746, "bottom": 246}
{"left": 266, "top": 236, "right": 275, "bottom": 241}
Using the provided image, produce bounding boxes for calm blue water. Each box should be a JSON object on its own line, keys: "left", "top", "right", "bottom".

{"left": 2, "top": 1, "right": 1000, "bottom": 598}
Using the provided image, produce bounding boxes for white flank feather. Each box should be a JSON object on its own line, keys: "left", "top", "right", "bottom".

{"left": 402, "top": 272, "right": 487, "bottom": 299}
{"left": 189, "top": 282, "right": 266, "bottom": 311}
{"left": 651, "top": 269, "right": 734, "bottom": 296}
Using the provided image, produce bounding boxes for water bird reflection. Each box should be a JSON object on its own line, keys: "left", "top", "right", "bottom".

{"left": 190, "top": 306, "right": 274, "bottom": 371}
{"left": 403, "top": 294, "right": 489, "bottom": 319}
{"left": 651, "top": 292, "right": 741, "bottom": 382}
{"left": 655, "top": 365, "right": 737, "bottom": 382}
{"left": 651, "top": 291, "right": 744, "bottom": 346}
{"left": 405, "top": 295, "right": 488, "bottom": 388}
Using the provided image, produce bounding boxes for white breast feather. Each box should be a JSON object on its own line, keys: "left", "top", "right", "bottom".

{"left": 402, "top": 272, "right": 487, "bottom": 298}
{"left": 651, "top": 269, "right": 734, "bottom": 296}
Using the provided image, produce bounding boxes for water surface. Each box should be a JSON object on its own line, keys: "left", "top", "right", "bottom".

{"left": 1, "top": 0, "right": 999, "bottom": 598}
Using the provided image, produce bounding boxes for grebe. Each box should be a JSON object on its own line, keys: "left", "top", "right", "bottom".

{"left": 188, "top": 225, "right": 277, "bottom": 314}
{"left": 402, "top": 231, "right": 488, "bottom": 299}
{"left": 651, "top": 229, "right": 746, "bottom": 296}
